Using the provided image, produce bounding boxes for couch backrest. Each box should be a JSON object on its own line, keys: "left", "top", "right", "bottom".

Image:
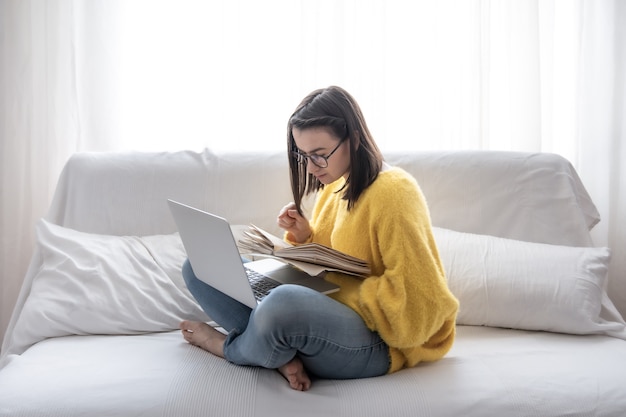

{"left": 46, "top": 149, "right": 599, "bottom": 247}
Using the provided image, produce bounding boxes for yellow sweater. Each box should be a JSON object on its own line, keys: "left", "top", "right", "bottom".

{"left": 305, "top": 168, "right": 459, "bottom": 373}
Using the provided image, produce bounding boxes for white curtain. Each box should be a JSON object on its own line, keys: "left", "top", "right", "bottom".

{"left": 1, "top": 0, "right": 624, "bottom": 347}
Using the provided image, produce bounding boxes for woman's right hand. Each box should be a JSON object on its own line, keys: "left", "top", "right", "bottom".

{"left": 277, "top": 202, "right": 312, "bottom": 244}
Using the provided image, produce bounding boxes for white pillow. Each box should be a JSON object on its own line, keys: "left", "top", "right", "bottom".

{"left": 10, "top": 220, "right": 210, "bottom": 352}
{"left": 433, "top": 227, "right": 626, "bottom": 337}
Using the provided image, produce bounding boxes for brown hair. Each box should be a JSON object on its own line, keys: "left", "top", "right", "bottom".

{"left": 287, "top": 86, "right": 383, "bottom": 213}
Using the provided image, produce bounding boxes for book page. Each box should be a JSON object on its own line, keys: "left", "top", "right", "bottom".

{"left": 237, "top": 224, "right": 370, "bottom": 277}
{"left": 249, "top": 224, "right": 292, "bottom": 251}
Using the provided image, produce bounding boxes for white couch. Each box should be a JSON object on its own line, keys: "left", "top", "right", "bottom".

{"left": 1, "top": 149, "right": 625, "bottom": 417}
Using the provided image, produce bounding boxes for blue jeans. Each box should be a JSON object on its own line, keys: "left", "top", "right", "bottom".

{"left": 182, "top": 259, "right": 390, "bottom": 379}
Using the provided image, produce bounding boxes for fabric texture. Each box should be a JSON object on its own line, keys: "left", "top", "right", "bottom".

{"left": 2, "top": 327, "right": 626, "bottom": 417}
{"left": 308, "top": 168, "right": 459, "bottom": 373}
{"left": 5, "top": 220, "right": 210, "bottom": 356}
{"left": 391, "top": 151, "right": 600, "bottom": 246}
{"left": 434, "top": 227, "right": 626, "bottom": 338}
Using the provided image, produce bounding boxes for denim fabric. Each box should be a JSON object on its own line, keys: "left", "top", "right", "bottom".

{"left": 182, "top": 259, "right": 390, "bottom": 379}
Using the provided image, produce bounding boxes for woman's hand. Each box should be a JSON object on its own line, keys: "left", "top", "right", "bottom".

{"left": 277, "top": 202, "right": 312, "bottom": 244}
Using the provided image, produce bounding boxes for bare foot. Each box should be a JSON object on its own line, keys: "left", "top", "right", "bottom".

{"left": 278, "top": 357, "right": 311, "bottom": 391}
{"left": 181, "top": 321, "right": 311, "bottom": 391}
{"left": 179, "top": 320, "right": 226, "bottom": 358}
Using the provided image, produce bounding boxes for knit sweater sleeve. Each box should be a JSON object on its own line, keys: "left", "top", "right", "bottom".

{"left": 304, "top": 170, "right": 458, "bottom": 358}
{"left": 354, "top": 172, "right": 458, "bottom": 349}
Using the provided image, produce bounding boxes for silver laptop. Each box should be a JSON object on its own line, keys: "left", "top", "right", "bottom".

{"left": 167, "top": 199, "right": 339, "bottom": 309}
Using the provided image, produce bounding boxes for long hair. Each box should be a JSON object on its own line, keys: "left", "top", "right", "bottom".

{"left": 287, "top": 86, "right": 383, "bottom": 213}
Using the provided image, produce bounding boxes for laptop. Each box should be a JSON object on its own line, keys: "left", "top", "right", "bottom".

{"left": 167, "top": 199, "right": 339, "bottom": 309}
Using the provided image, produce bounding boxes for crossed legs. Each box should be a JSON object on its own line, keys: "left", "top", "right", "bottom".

{"left": 180, "top": 259, "right": 389, "bottom": 391}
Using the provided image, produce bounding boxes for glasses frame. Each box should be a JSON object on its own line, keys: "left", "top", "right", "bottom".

{"left": 292, "top": 139, "right": 345, "bottom": 168}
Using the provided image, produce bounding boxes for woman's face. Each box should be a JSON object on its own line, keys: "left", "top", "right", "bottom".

{"left": 292, "top": 127, "right": 350, "bottom": 184}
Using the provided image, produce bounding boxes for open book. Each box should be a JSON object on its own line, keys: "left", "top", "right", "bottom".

{"left": 236, "top": 224, "right": 371, "bottom": 278}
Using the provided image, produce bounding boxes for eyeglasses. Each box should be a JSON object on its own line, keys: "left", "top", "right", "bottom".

{"left": 292, "top": 140, "right": 345, "bottom": 168}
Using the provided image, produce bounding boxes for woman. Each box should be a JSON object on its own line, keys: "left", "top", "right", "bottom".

{"left": 180, "top": 86, "right": 459, "bottom": 391}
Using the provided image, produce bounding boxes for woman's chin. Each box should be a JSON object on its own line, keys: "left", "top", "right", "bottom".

{"left": 315, "top": 174, "right": 331, "bottom": 184}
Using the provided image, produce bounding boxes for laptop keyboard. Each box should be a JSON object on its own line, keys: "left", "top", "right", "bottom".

{"left": 245, "top": 268, "right": 281, "bottom": 301}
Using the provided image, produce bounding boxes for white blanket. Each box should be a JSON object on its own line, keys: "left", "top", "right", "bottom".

{"left": 1, "top": 327, "right": 625, "bottom": 417}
